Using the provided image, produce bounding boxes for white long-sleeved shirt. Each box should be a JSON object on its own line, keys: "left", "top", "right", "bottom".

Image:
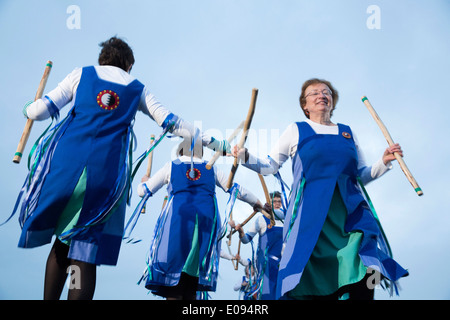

{"left": 244, "top": 119, "right": 392, "bottom": 185}
{"left": 25, "top": 65, "right": 213, "bottom": 145}
{"left": 137, "top": 155, "right": 259, "bottom": 207}
{"left": 220, "top": 250, "right": 249, "bottom": 267}
{"left": 240, "top": 209, "right": 284, "bottom": 244}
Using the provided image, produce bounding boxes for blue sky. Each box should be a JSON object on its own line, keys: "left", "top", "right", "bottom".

{"left": 0, "top": 0, "right": 449, "bottom": 300}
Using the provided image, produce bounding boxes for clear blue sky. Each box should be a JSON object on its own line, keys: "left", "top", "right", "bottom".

{"left": 0, "top": 0, "right": 449, "bottom": 300}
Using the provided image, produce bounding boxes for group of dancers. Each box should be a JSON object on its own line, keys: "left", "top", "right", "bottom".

{"left": 5, "top": 36, "right": 408, "bottom": 300}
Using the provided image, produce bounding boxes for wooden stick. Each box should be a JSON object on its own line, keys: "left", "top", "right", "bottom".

{"left": 232, "top": 210, "right": 257, "bottom": 234}
{"left": 229, "top": 207, "right": 272, "bottom": 236}
{"left": 205, "top": 120, "right": 244, "bottom": 170}
{"left": 226, "top": 240, "right": 238, "bottom": 270}
{"left": 234, "top": 240, "right": 241, "bottom": 271}
{"left": 227, "top": 225, "right": 233, "bottom": 246}
{"left": 226, "top": 88, "right": 258, "bottom": 190}
{"left": 141, "top": 135, "right": 155, "bottom": 214}
{"left": 13, "top": 61, "right": 53, "bottom": 163}
{"left": 361, "top": 96, "right": 423, "bottom": 196}
{"left": 258, "top": 174, "right": 275, "bottom": 227}
{"left": 161, "top": 195, "right": 168, "bottom": 210}
{"left": 145, "top": 135, "right": 156, "bottom": 177}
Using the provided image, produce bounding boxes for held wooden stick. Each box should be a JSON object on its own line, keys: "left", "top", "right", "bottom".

{"left": 141, "top": 134, "right": 155, "bottom": 214}
{"left": 361, "top": 96, "right": 423, "bottom": 196}
{"left": 205, "top": 120, "right": 244, "bottom": 170}
{"left": 234, "top": 240, "right": 241, "bottom": 271}
{"left": 226, "top": 88, "right": 258, "bottom": 189}
{"left": 230, "top": 210, "right": 257, "bottom": 235}
{"left": 258, "top": 173, "right": 275, "bottom": 227}
{"left": 226, "top": 240, "right": 238, "bottom": 270}
{"left": 13, "top": 61, "right": 53, "bottom": 163}
{"left": 229, "top": 207, "right": 273, "bottom": 237}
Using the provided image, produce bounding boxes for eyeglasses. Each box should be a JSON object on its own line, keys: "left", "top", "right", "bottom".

{"left": 305, "top": 89, "right": 332, "bottom": 98}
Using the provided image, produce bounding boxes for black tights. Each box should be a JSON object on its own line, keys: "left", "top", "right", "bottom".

{"left": 309, "top": 273, "right": 375, "bottom": 300}
{"left": 44, "top": 239, "right": 96, "bottom": 300}
{"left": 158, "top": 272, "right": 198, "bottom": 300}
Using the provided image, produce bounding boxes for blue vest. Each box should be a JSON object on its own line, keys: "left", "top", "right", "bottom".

{"left": 256, "top": 216, "right": 283, "bottom": 300}
{"left": 19, "top": 66, "right": 144, "bottom": 266}
{"left": 145, "top": 159, "right": 221, "bottom": 293}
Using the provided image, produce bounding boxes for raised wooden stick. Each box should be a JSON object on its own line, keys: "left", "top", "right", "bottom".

{"left": 205, "top": 120, "right": 244, "bottom": 170}
{"left": 226, "top": 88, "right": 258, "bottom": 190}
{"left": 13, "top": 61, "right": 53, "bottom": 163}
{"left": 361, "top": 96, "right": 423, "bottom": 196}
{"left": 141, "top": 134, "right": 155, "bottom": 214}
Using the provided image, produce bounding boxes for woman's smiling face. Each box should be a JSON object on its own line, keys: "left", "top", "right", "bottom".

{"left": 303, "top": 83, "right": 334, "bottom": 117}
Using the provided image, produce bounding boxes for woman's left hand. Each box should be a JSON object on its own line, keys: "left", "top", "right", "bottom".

{"left": 383, "top": 143, "right": 403, "bottom": 165}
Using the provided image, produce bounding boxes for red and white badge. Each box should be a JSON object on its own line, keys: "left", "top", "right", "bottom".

{"left": 97, "top": 90, "right": 120, "bottom": 110}
{"left": 186, "top": 168, "right": 201, "bottom": 181}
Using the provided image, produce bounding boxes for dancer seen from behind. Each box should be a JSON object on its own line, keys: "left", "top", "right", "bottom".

{"left": 10, "top": 36, "right": 230, "bottom": 300}
{"left": 136, "top": 137, "right": 263, "bottom": 300}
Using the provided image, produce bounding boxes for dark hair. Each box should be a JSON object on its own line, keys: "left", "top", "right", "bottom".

{"left": 299, "top": 78, "right": 339, "bottom": 118}
{"left": 269, "top": 191, "right": 282, "bottom": 199}
{"left": 98, "top": 36, "right": 135, "bottom": 72}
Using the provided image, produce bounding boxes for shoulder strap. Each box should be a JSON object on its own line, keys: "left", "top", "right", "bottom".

{"left": 337, "top": 123, "right": 355, "bottom": 143}
{"left": 295, "top": 121, "right": 318, "bottom": 153}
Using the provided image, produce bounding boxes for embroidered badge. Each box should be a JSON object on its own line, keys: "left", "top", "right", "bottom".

{"left": 186, "top": 168, "right": 201, "bottom": 181}
{"left": 97, "top": 90, "right": 120, "bottom": 110}
{"left": 342, "top": 132, "right": 352, "bottom": 139}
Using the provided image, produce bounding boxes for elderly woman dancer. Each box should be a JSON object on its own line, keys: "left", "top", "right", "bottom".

{"left": 233, "top": 78, "right": 408, "bottom": 300}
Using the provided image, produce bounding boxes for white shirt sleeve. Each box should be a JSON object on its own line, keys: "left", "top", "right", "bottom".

{"left": 138, "top": 87, "right": 170, "bottom": 126}
{"left": 26, "top": 68, "right": 81, "bottom": 120}
{"left": 138, "top": 87, "right": 213, "bottom": 145}
{"left": 214, "top": 167, "right": 259, "bottom": 206}
{"left": 137, "top": 162, "right": 171, "bottom": 197}
{"left": 220, "top": 250, "right": 234, "bottom": 261}
{"left": 243, "top": 123, "right": 298, "bottom": 175}
{"left": 241, "top": 216, "right": 266, "bottom": 244}
{"left": 353, "top": 133, "right": 392, "bottom": 185}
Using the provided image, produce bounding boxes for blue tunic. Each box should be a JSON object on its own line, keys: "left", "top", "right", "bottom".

{"left": 18, "top": 66, "right": 144, "bottom": 266}
{"left": 276, "top": 121, "right": 408, "bottom": 298}
{"left": 145, "top": 159, "right": 222, "bottom": 294}
{"left": 255, "top": 216, "right": 283, "bottom": 300}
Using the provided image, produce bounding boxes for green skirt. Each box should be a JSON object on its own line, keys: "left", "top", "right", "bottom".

{"left": 288, "top": 186, "right": 367, "bottom": 299}
{"left": 54, "top": 168, "right": 125, "bottom": 245}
